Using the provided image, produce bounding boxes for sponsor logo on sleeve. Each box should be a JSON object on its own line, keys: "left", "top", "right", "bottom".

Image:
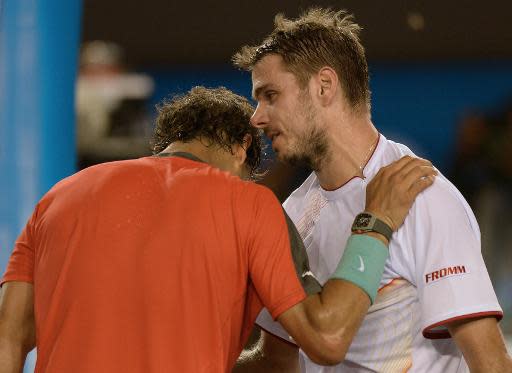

{"left": 425, "top": 265, "right": 469, "bottom": 284}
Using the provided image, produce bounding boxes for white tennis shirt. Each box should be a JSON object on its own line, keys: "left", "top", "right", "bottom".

{"left": 256, "top": 135, "right": 503, "bottom": 372}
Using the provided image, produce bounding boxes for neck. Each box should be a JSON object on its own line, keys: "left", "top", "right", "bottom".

{"left": 160, "top": 140, "right": 244, "bottom": 178}
{"left": 316, "top": 113, "right": 379, "bottom": 190}
{"left": 160, "top": 141, "right": 216, "bottom": 164}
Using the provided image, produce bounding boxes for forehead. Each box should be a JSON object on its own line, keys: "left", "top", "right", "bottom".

{"left": 251, "top": 54, "right": 298, "bottom": 97}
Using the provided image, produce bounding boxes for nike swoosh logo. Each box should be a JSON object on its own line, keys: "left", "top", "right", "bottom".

{"left": 357, "top": 255, "right": 365, "bottom": 272}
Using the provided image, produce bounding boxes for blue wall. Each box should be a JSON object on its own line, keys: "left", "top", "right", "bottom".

{"left": 371, "top": 62, "right": 512, "bottom": 171}
{"left": 0, "top": 0, "right": 81, "bottom": 268}
{"left": 0, "top": 2, "right": 81, "bottom": 369}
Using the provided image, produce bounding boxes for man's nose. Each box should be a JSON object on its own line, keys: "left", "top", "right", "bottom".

{"left": 250, "top": 103, "right": 268, "bottom": 129}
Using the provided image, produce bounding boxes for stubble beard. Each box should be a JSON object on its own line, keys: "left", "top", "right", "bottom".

{"left": 281, "top": 94, "right": 329, "bottom": 171}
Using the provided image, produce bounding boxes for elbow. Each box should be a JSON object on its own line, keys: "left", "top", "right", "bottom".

{"left": 310, "top": 354, "right": 344, "bottom": 367}
{"left": 303, "top": 335, "right": 348, "bottom": 366}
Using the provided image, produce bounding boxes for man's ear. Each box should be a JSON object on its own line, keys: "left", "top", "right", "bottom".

{"left": 315, "top": 67, "right": 339, "bottom": 106}
{"left": 235, "top": 133, "right": 252, "bottom": 165}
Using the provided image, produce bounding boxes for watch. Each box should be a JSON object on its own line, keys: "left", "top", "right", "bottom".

{"left": 351, "top": 212, "right": 393, "bottom": 242}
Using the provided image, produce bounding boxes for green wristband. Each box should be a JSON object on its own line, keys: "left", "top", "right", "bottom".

{"left": 330, "top": 234, "right": 389, "bottom": 304}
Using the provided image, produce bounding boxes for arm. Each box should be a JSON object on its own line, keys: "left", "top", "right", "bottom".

{"left": 0, "top": 282, "right": 36, "bottom": 373}
{"left": 278, "top": 277, "right": 369, "bottom": 365}
{"left": 233, "top": 328, "right": 299, "bottom": 373}
{"left": 448, "top": 317, "right": 512, "bottom": 373}
{"left": 237, "top": 156, "right": 436, "bottom": 369}
{"left": 278, "top": 156, "right": 436, "bottom": 365}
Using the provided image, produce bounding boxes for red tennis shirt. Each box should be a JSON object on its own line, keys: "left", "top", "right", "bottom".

{"left": 2, "top": 155, "right": 306, "bottom": 372}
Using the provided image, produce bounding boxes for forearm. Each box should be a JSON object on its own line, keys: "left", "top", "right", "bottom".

{"left": 289, "top": 279, "right": 370, "bottom": 364}
{"left": 0, "top": 283, "right": 36, "bottom": 373}
{"left": 305, "top": 232, "right": 385, "bottom": 348}
{"left": 276, "top": 158, "right": 436, "bottom": 364}
{"left": 448, "top": 317, "right": 512, "bottom": 373}
{"left": 305, "top": 232, "right": 385, "bottom": 337}
{"left": 0, "top": 337, "right": 29, "bottom": 373}
{"left": 306, "top": 279, "right": 369, "bottom": 341}
{"left": 298, "top": 156, "right": 435, "bottom": 352}
{"left": 278, "top": 233, "right": 387, "bottom": 364}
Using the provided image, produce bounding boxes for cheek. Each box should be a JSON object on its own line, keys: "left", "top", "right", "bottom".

{"left": 288, "top": 113, "right": 307, "bottom": 136}
{"left": 278, "top": 104, "right": 298, "bottom": 131}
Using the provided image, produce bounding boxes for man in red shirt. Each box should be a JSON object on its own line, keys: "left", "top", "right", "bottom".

{"left": 0, "top": 86, "right": 435, "bottom": 372}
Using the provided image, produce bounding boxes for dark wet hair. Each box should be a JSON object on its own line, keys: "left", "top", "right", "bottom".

{"left": 151, "top": 86, "right": 264, "bottom": 179}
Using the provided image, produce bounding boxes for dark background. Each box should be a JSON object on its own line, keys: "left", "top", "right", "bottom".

{"left": 82, "top": 0, "right": 512, "bottom": 66}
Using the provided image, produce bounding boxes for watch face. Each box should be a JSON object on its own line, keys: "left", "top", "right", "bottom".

{"left": 356, "top": 213, "right": 372, "bottom": 227}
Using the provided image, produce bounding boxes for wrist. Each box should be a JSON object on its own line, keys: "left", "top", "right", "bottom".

{"left": 351, "top": 212, "right": 393, "bottom": 242}
{"left": 364, "top": 210, "right": 395, "bottom": 231}
{"left": 330, "top": 235, "right": 389, "bottom": 304}
{"left": 352, "top": 230, "right": 389, "bottom": 246}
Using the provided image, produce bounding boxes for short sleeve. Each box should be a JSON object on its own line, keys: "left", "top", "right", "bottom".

{"left": 245, "top": 186, "right": 307, "bottom": 320}
{"left": 256, "top": 308, "right": 296, "bottom": 345}
{"left": 282, "top": 209, "right": 322, "bottom": 295}
{"left": 411, "top": 178, "right": 503, "bottom": 339}
{"left": 1, "top": 205, "right": 38, "bottom": 286}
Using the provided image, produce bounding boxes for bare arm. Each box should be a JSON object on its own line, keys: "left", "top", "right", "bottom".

{"left": 448, "top": 317, "right": 512, "bottom": 373}
{"left": 234, "top": 156, "right": 436, "bottom": 369}
{"left": 233, "top": 328, "right": 299, "bottom": 373}
{"left": 277, "top": 267, "right": 373, "bottom": 364}
{"left": 279, "top": 156, "right": 437, "bottom": 365}
{"left": 0, "top": 282, "right": 36, "bottom": 373}
{"left": 238, "top": 281, "right": 375, "bottom": 369}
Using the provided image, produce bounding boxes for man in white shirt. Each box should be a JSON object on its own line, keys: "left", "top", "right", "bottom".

{"left": 232, "top": 7, "right": 512, "bottom": 373}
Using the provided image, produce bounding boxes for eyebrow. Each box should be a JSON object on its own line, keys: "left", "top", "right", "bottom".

{"left": 252, "top": 84, "right": 271, "bottom": 101}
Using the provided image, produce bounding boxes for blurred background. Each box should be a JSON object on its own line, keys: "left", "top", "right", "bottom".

{"left": 1, "top": 0, "right": 511, "bottom": 370}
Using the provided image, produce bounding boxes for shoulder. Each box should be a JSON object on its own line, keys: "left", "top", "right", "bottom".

{"left": 419, "top": 174, "right": 477, "bottom": 230}
{"left": 397, "top": 172, "right": 480, "bottom": 250}
{"left": 35, "top": 158, "right": 148, "bottom": 209}
{"left": 388, "top": 170, "right": 481, "bottom": 284}
{"left": 378, "top": 137, "right": 418, "bottom": 165}
{"left": 377, "top": 138, "right": 477, "bottom": 234}
{"left": 44, "top": 158, "right": 146, "bottom": 193}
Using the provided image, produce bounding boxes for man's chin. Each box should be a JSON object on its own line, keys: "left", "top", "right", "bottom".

{"left": 273, "top": 146, "right": 309, "bottom": 167}
{"left": 276, "top": 153, "right": 300, "bottom": 166}
{"left": 277, "top": 153, "right": 304, "bottom": 168}
{"left": 274, "top": 150, "right": 290, "bottom": 164}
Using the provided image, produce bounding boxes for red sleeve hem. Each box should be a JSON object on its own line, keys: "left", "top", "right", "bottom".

{"left": 269, "top": 290, "right": 306, "bottom": 320}
{"left": 259, "top": 325, "right": 298, "bottom": 347}
{"left": 422, "top": 311, "right": 503, "bottom": 339}
{"left": 0, "top": 276, "right": 34, "bottom": 288}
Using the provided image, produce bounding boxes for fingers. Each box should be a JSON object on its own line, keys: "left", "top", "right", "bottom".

{"left": 409, "top": 174, "right": 436, "bottom": 196}
{"left": 371, "top": 156, "right": 428, "bottom": 187}
{"left": 381, "top": 155, "right": 414, "bottom": 173}
{"left": 387, "top": 156, "right": 432, "bottom": 176}
{"left": 378, "top": 156, "right": 436, "bottom": 189}
{"left": 393, "top": 157, "right": 437, "bottom": 204}
{"left": 401, "top": 163, "right": 438, "bottom": 192}
{"left": 399, "top": 158, "right": 433, "bottom": 176}
{"left": 365, "top": 156, "right": 437, "bottom": 233}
